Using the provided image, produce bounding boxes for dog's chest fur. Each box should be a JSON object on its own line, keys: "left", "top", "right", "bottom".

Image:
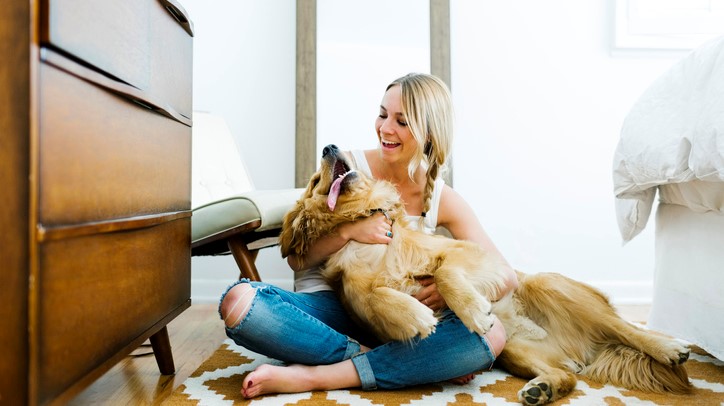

{"left": 323, "top": 235, "right": 433, "bottom": 297}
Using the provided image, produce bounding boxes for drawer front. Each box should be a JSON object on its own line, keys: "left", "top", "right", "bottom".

{"left": 36, "top": 218, "right": 190, "bottom": 403}
{"left": 44, "top": 0, "right": 192, "bottom": 118}
{"left": 39, "top": 62, "right": 191, "bottom": 226}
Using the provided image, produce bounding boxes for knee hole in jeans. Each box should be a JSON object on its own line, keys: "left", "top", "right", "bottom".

{"left": 484, "top": 317, "right": 507, "bottom": 358}
{"left": 220, "top": 283, "right": 257, "bottom": 328}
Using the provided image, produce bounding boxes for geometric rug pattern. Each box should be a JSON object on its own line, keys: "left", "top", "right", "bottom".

{"left": 163, "top": 338, "right": 724, "bottom": 406}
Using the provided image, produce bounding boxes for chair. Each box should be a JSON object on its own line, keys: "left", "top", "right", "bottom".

{"left": 191, "top": 111, "right": 302, "bottom": 281}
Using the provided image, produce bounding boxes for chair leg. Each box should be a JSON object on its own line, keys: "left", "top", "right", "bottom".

{"left": 150, "top": 326, "right": 175, "bottom": 375}
{"left": 227, "top": 235, "right": 262, "bottom": 281}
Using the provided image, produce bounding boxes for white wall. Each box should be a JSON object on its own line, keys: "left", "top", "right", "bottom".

{"left": 450, "top": 0, "right": 686, "bottom": 302}
{"left": 182, "top": 0, "right": 297, "bottom": 302}
{"left": 315, "top": 0, "right": 686, "bottom": 304}
{"left": 183, "top": 0, "right": 708, "bottom": 304}
{"left": 317, "top": 0, "right": 429, "bottom": 154}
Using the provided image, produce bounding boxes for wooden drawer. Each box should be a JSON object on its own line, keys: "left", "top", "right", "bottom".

{"left": 42, "top": 0, "right": 193, "bottom": 119}
{"left": 38, "top": 61, "right": 191, "bottom": 227}
{"left": 36, "top": 218, "right": 190, "bottom": 404}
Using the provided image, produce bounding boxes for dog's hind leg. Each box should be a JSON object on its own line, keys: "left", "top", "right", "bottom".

{"left": 583, "top": 343, "right": 691, "bottom": 394}
{"left": 600, "top": 314, "right": 690, "bottom": 367}
{"left": 497, "top": 340, "right": 577, "bottom": 406}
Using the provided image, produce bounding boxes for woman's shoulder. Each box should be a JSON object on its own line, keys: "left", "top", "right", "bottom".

{"left": 438, "top": 184, "right": 475, "bottom": 226}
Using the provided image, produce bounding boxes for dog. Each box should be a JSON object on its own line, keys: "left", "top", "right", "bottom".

{"left": 280, "top": 144, "right": 692, "bottom": 405}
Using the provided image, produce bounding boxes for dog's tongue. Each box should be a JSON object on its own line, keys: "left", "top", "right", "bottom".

{"left": 327, "top": 175, "right": 344, "bottom": 211}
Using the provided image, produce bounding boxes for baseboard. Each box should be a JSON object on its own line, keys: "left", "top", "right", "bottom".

{"left": 192, "top": 277, "right": 295, "bottom": 304}
{"left": 191, "top": 277, "right": 653, "bottom": 305}
{"left": 585, "top": 279, "right": 653, "bottom": 305}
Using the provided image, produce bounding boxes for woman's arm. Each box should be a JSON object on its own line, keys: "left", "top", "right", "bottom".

{"left": 435, "top": 185, "right": 518, "bottom": 299}
{"left": 287, "top": 213, "right": 393, "bottom": 272}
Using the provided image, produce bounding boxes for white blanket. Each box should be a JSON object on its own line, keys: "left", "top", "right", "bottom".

{"left": 612, "top": 35, "right": 724, "bottom": 242}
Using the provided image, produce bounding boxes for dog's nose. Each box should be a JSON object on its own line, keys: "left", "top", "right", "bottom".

{"left": 322, "top": 144, "right": 339, "bottom": 158}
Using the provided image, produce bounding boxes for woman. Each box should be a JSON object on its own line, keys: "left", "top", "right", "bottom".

{"left": 219, "top": 73, "right": 518, "bottom": 398}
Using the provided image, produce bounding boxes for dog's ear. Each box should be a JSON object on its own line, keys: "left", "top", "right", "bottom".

{"left": 280, "top": 199, "right": 304, "bottom": 258}
{"left": 303, "top": 171, "right": 322, "bottom": 197}
{"left": 280, "top": 171, "right": 323, "bottom": 258}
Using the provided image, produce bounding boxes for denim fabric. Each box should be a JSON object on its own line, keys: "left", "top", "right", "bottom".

{"left": 220, "top": 280, "right": 495, "bottom": 390}
{"left": 352, "top": 310, "right": 496, "bottom": 390}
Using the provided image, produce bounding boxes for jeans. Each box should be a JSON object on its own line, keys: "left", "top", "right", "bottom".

{"left": 220, "top": 279, "right": 496, "bottom": 390}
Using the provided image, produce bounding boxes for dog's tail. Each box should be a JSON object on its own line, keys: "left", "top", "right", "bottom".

{"left": 583, "top": 344, "right": 691, "bottom": 394}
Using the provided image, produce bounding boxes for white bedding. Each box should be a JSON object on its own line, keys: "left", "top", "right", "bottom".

{"left": 612, "top": 35, "right": 724, "bottom": 242}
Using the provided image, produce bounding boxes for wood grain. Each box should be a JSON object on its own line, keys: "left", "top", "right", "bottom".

{"left": 68, "top": 304, "right": 227, "bottom": 405}
{"left": 0, "top": 1, "right": 32, "bottom": 404}
{"left": 295, "top": 0, "right": 317, "bottom": 188}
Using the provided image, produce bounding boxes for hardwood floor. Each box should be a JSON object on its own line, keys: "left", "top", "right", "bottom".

{"left": 68, "top": 303, "right": 651, "bottom": 404}
{"left": 68, "top": 304, "right": 227, "bottom": 405}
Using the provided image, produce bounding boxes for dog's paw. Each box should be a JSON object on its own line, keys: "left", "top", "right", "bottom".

{"left": 383, "top": 306, "right": 438, "bottom": 341}
{"left": 658, "top": 339, "right": 690, "bottom": 366}
{"left": 518, "top": 380, "right": 554, "bottom": 406}
{"left": 457, "top": 308, "right": 496, "bottom": 337}
{"left": 414, "top": 307, "right": 439, "bottom": 338}
{"left": 416, "top": 319, "right": 437, "bottom": 339}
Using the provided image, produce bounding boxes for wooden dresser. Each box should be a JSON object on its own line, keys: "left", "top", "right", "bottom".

{"left": 0, "top": 0, "right": 194, "bottom": 404}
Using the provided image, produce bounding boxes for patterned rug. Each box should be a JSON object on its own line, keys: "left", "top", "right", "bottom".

{"left": 163, "top": 338, "right": 724, "bottom": 406}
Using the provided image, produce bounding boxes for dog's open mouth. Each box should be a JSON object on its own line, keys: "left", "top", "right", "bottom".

{"left": 327, "top": 159, "right": 355, "bottom": 211}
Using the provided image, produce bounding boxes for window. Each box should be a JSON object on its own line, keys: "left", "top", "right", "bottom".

{"left": 615, "top": 0, "right": 724, "bottom": 50}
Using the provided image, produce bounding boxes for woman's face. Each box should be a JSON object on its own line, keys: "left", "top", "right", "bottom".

{"left": 375, "top": 84, "right": 418, "bottom": 165}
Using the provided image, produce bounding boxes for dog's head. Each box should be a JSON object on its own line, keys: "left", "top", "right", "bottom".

{"left": 280, "top": 144, "right": 405, "bottom": 258}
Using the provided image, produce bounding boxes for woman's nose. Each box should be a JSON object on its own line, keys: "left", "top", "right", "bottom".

{"left": 378, "top": 118, "right": 392, "bottom": 135}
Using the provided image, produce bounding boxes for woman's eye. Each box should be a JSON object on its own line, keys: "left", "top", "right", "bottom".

{"left": 398, "top": 120, "right": 408, "bottom": 127}
{"left": 378, "top": 114, "right": 387, "bottom": 119}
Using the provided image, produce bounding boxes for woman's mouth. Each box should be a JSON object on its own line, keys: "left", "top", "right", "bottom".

{"left": 381, "top": 140, "right": 400, "bottom": 149}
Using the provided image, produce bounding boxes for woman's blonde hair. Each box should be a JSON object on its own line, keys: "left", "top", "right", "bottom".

{"left": 387, "top": 72, "right": 453, "bottom": 221}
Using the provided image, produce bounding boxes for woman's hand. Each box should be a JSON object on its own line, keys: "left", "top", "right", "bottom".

{"left": 340, "top": 212, "right": 393, "bottom": 245}
{"left": 287, "top": 212, "right": 393, "bottom": 272}
{"left": 414, "top": 276, "right": 447, "bottom": 311}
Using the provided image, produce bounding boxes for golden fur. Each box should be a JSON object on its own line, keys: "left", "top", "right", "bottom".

{"left": 280, "top": 145, "right": 692, "bottom": 405}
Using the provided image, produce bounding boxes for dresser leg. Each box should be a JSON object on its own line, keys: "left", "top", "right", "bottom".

{"left": 150, "top": 326, "right": 176, "bottom": 375}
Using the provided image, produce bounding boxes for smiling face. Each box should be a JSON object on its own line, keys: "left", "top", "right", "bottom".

{"left": 375, "top": 84, "right": 419, "bottom": 166}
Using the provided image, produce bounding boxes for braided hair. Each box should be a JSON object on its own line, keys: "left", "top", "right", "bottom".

{"left": 386, "top": 73, "right": 453, "bottom": 229}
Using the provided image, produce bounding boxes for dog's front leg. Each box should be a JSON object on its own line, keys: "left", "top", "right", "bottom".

{"left": 366, "top": 286, "right": 438, "bottom": 342}
{"left": 435, "top": 266, "right": 496, "bottom": 336}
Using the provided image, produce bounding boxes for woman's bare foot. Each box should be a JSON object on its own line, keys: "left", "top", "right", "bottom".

{"left": 241, "top": 360, "right": 361, "bottom": 398}
{"left": 448, "top": 372, "right": 476, "bottom": 385}
{"left": 242, "top": 364, "right": 315, "bottom": 398}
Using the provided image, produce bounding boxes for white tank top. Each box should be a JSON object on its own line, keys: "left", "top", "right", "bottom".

{"left": 293, "top": 149, "right": 445, "bottom": 293}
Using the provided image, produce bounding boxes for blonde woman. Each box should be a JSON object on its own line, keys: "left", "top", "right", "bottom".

{"left": 219, "top": 73, "right": 518, "bottom": 398}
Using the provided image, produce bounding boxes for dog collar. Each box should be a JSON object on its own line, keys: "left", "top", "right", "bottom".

{"left": 369, "top": 208, "right": 392, "bottom": 223}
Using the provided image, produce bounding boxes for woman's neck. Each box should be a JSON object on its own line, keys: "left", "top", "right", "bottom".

{"left": 367, "top": 150, "right": 423, "bottom": 186}
{"left": 376, "top": 163, "right": 426, "bottom": 215}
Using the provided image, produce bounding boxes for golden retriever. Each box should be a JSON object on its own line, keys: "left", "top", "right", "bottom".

{"left": 280, "top": 144, "right": 692, "bottom": 405}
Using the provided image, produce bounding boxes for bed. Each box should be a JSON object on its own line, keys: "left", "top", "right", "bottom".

{"left": 613, "top": 35, "right": 724, "bottom": 361}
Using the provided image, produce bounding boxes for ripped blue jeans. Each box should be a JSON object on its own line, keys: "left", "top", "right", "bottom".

{"left": 219, "top": 279, "right": 496, "bottom": 390}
